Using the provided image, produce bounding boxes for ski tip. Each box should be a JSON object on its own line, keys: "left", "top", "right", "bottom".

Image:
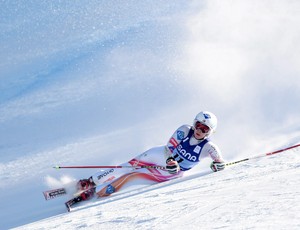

{"left": 43, "top": 188, "right": 67, "bottom": 200}
{"left": 65, "top": 202, "right": 71, "bottom": 212}
{"left": 53, "top": 166, "right": 60, "bottom": 169}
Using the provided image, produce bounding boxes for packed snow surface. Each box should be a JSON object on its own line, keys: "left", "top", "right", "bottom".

{"left": 13, "top": 148, "right": 300, "bottom": 229}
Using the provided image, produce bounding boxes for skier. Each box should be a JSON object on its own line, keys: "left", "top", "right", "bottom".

{"left": 70, "top": 111, "right": 225, "bottom": 205}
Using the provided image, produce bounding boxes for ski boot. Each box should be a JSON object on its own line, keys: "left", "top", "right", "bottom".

{"left": 65, "top": 177, "right": 96, "bottom": 212}
{"left": 65, "top": 187, "right": 96, "bottom": 212}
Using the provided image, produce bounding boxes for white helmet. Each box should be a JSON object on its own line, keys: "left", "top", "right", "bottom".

{"left": 193, "top": 111, "right": 217, "bottom": 134}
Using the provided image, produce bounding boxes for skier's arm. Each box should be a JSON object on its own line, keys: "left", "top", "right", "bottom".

{"left": 165, "top": 125, "right": 190, "bottom": 157}
{"left": 164, "top": 125, "right": 190, "bottom": 174}
{"left": 205, "top": 142, "right": 225, "bottom": 172}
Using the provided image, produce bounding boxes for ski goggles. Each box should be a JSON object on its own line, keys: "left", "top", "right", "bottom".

{"left": 195, "top": 122, "right": 210, "bottom": 133}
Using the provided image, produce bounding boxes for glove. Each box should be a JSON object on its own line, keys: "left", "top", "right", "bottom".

{"left": 166, "top": 157, "right": 180, "bottom": 174}
{"left": 210, "top": 161, "right": 225, "bottom": 172}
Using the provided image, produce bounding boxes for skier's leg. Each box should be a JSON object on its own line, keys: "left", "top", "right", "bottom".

{"left": 95, "top": 171, "right": 162, "bottom": 197}
{"left": 76, "top": 164, "right": 134, "bottom": 191}
{"left": 77, "top": 146, "right": 183, "bottom": 200}
{"left": 77, "top": 146, "right": 165, "bottom": 192}
{"left": 95, "top": 146, "right": 184, "bottom": 197}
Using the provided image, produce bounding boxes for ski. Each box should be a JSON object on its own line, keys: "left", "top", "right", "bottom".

{"left": 43, "top": 188, "right": 67, "bottom": 200}
{"left": 65, "top": 187, "right": 96, "bottom": 212}
{"left": 65, "top": 196, "right": 83, "bottom": 212}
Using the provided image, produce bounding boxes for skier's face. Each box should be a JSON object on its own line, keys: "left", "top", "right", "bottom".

{"left": 194, "top": 122, "right": 210, "bottom": 140}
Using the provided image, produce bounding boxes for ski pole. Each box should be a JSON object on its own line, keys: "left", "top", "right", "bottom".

{"left": 225, "top": 143, "right": 300, "bottom": 166}
{"left": 53, "top": 165, "right": 166, "bottom": 170}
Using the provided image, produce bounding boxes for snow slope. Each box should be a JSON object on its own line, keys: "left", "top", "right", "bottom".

{"left": 1, "top": 0, "right": 300, "bottom": 229}
{"left": 14, "top": 147, "right": 300, "bottom": 229}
